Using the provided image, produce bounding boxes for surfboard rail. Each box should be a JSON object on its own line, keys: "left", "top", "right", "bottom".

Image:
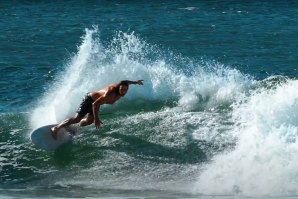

{"left": 30, "top": 124, "right": 79, "bottom": 151}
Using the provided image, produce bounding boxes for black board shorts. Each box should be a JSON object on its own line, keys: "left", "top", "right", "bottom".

{"left": 77, "top": 93, "right": 94, "bottom": 117}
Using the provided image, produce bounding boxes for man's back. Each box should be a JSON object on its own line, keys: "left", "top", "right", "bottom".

{"left": 90, "top": 84, "right": 122, "bottom": 105}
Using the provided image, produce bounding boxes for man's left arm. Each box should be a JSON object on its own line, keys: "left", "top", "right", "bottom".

{"left": 121, "top": 80, "right": 144, "bottom": 85}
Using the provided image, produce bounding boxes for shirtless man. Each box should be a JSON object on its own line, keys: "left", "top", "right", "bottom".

{"left": 51, "top": 80, "right": 144, "bottom": 140}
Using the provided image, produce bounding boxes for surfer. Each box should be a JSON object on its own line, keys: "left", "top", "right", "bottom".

{"left": 51, "top": 80, "right": 144, "bottom": 140}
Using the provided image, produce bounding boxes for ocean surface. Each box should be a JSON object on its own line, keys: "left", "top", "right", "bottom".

{"left": 1, "top": 1, "right": 298, "bottom": 198}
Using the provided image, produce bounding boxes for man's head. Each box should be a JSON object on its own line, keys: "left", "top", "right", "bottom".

{"left": 119, "top": 84, "right": 128, "bottom": 96}
{"left": 117, "top": 81, "right": 129, "bottom": 96}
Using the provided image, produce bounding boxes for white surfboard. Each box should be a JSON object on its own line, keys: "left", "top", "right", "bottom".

{"left": 30, "top": 124, "right": 79, "bottom": 151}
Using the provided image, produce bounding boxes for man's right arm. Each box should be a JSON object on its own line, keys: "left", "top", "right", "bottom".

{"left": 92, "top": 96, "right": 105, "bottom": 128}
{"left": 92, "top": 88, "right": 115, "bottom": 128}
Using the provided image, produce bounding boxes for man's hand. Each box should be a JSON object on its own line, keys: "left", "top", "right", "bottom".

{"left": 94, "top": 118, "right": 103, "bottom": 129}
{"left": 136, "top": 80, "right": 144, "bottom": 85}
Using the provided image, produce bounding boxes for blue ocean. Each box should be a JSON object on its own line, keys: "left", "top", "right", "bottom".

{"left": 1, "top": 1, "right": 297, "bottom": 198}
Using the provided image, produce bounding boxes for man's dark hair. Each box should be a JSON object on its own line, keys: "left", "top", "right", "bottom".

{"left": 119, "top": 80, "right": 129, "bottom": 87}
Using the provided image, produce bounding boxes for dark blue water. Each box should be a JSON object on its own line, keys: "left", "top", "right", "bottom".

{"left": 0, "top": 1, "right": 298, "bottom": 198}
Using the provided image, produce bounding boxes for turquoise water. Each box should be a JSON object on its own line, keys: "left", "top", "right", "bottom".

{"left": 1, "top": 1, "right": 298, "bottom": 198}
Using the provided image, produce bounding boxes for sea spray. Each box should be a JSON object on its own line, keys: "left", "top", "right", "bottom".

{"left": 30, "top": 27, "right": 103, "bottom": 128}
{"left": 30, "top": 27, "right": 251, "bottom": 129}
{"left": 193, "top": 79, "right": 298, "bottom": 196}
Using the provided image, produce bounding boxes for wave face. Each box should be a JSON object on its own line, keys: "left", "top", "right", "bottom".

{"left": 1, "top": 27, "right": 297, "bottom": 198}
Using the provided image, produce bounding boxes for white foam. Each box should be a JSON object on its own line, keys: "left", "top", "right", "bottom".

{"left": 192, "top": 80, "right": 298, "bottom": 196}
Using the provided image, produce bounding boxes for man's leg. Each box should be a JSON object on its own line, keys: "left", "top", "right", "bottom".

{"left": 79, "top": 114, "right": 94, "bottom": 127}
{"left": 51, "top": 113, "right": 82, "bottom": 140}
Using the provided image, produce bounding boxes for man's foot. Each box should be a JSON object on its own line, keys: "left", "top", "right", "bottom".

{"left": 51, "top": 126, "right": 58, "bottom": 140}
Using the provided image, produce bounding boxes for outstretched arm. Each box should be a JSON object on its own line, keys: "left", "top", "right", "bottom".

{"left": 120, "top": 80, "right": 144, "bottom": 85}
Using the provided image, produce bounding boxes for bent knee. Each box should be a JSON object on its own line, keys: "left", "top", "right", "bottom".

{"left": 73, "top": 114, "right": 83, "bottom": 122}
{"left": 86, "top": 117, "right": 94, "bottom": 124}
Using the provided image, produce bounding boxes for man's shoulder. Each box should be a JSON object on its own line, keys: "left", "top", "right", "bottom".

{"left": 105, "top": 86, "right": 117, "bottom": 95}
{"left": 107, "top": 85, "right": 116, "bottom": 91}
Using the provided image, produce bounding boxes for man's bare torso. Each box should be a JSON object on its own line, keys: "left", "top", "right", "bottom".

{"left": 89, "top": 85, "right": 122, "bottom": 105}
